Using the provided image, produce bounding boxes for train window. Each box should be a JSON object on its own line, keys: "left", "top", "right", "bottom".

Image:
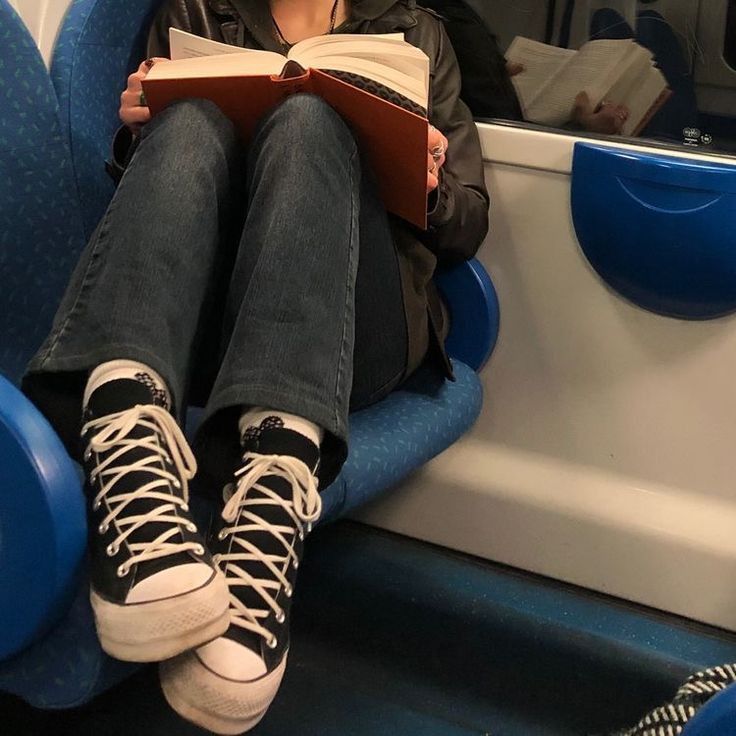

{"left": 726, "top": 0, "right": 736, "bottom": 71}
{"left": 429, "top": 0, "right": 736, "bottom": 159}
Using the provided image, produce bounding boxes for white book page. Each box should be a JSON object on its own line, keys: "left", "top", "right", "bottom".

{"left": 305, "top": 55, "right": 426, "bottom": 106}
{"left": 146, "top": 51, "right": 286, "bottom": 80}
{"left": 525, "top": 39, "right": 632, "bottom": 125}
{"left": 169, "top": 28, "right": 256, "bottom": 60}
{"left": 290, "top": 32, "right": 406, "bottom": 55}
{"left": 297, "top": 39, "right": 428, "bottom": 76}
{"left": 620, "top": 65, "right": 668, "bottom": 136}
{"left": 505, "top": 37, "right": 575, "bottom": 112}
{"left": 601, "top": 45, "right": 655, "bottom": 107}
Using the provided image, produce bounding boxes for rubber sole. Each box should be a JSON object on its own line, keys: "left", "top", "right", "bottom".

{"left": 90, "top": 571, "right": 230, "bottom": 662}
{"left": 160, "top": 650, "right": 288, "bottom": 735}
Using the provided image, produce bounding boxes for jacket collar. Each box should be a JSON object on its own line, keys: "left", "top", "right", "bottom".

{"left": 208, "top": 0, "right": 417, "bottom": 51}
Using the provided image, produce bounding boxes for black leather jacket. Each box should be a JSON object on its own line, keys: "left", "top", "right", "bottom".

{"left": 141, "top": 0, "right": 490, "bottom": 376}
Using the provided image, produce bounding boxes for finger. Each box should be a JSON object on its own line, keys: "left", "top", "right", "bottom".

{"left": 426, "top": 170, "right": 439, "bottom": 194}
{"left": 574, "top": 91, "right": 592, "bottom": 113}
{"left": 120, "top": 105, "right": 151, "bottom": 128}
{"left": 428, "top": 125, "right": 443, "bottom": 148}
{"left": 506, "top": 62, "right": 525, "bottom": 77}
{"left": 120, "top": 88, "right": 148, "bottom": 110}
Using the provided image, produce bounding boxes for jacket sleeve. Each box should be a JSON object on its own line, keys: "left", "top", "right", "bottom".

{"left": 423, "top": 21, "right": 490, "bottom": 265}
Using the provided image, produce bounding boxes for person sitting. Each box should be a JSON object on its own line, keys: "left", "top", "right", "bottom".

{"left": 21, "top": 0, "right": 489, "bottom": 732}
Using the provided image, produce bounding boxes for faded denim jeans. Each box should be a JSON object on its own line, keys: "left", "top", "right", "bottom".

{"left": 24, "top": 94, "right": 410, "bottom": 488}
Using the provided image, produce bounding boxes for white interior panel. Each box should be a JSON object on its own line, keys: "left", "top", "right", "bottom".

{"left": 8, "top": 0, "right": 74, "bottom": 66}
{"left": 357, "top": 123, "right": 736, "bottom": 632}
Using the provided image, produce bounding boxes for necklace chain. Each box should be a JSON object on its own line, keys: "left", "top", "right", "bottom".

{"left": 271, "top": 0, "right": 340, "bottom": 50}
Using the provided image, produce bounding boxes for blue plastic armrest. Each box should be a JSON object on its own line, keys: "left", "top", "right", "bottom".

{"left": 0, "top": 375, "right": 86, "bottom": 659}
{"left": 434, "top": 258, "right": 499, "bottom": 371}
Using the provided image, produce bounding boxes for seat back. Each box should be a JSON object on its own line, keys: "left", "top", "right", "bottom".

{"left": 51, "top": 0, "right": 162, "bottom": 238}
{"left": 0, "top": 0, "right": 87, "bottom": 384}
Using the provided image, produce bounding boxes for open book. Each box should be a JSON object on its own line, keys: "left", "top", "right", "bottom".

{"left": 142, "top": 29, "right": 430, "bottom": 228}
{"left": 505, "top": 36, "right": 671, "bottom": 136}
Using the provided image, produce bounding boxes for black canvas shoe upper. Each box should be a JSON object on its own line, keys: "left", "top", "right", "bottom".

{"left": 82, "top": 379, "right": 214, "bottom": 603}
{"left": 211, "top": 427, "right": 321, "bottom": 671}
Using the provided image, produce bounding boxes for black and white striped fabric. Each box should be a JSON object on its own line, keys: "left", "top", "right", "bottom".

{"left": 612, "top": 664, "right": 736, "bottom": 736}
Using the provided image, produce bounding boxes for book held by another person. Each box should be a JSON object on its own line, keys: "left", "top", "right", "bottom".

{"left": 505, "top": 36, "right": 671, "bottom": 136}
{"left": 143, "top": 29, "right": 431, "bottom": 228}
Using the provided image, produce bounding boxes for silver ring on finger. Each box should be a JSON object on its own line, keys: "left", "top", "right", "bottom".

{"left": 139, "top": 91, "right": 148, "bottom": 107}
{"left": 431, "top": 143, "right": 446, "bottom": 160}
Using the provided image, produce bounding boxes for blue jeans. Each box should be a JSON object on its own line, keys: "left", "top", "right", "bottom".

{"left": 23, "top": 95, "right": 410, "bottom": 488}
{"left": 590, "top": 9, "right": 699, "bottom": 140}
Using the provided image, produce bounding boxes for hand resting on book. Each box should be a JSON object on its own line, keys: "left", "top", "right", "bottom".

{"left": 120, "top": 57, "right": 169, "bottom": 133}
{"left": 505, "top": 61, "right": 630, "bottom": 135}
{"left": 572, "top": 92, "right": 629, "bottom": 135}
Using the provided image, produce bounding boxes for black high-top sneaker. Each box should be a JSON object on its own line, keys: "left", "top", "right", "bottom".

{"left": 159, "top": 427, "right": 321, "bottom": 735}
{"left": 83, "top": 378, "right": 230, "bottom": 662}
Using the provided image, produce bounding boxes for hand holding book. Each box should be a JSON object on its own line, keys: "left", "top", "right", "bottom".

{"left": 141, "top": 29, "right": 432, "bottom": 228}
{"left": 120, "top": 57, "right": 169, "bottom": 133}
{"left": 427, "top": 125, "right": 448, "bottom": 194}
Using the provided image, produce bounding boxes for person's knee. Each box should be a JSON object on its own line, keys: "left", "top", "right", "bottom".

{"left": 265, "top": 93, "right": 355, "bottom": 150}
{"left": 143, "top": 98, "right": 238, "bottom": 153}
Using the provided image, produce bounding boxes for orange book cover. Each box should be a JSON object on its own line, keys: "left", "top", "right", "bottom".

{"left": 143, "top": 66, "right": 429, "bottom": 229}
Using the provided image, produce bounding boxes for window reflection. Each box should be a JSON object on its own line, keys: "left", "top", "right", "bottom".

{"left": 726, "top": 0, "right": 736, "bottom": 71}
{"left": 425, "top": 0, "right": 736, "bottom": 157}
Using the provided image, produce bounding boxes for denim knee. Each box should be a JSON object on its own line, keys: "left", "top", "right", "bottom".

{"left": 260, "top": 93, "right": 357, "bottom": 153}
{"left": 139, "top": 98, "right": 241, "bottom": 175}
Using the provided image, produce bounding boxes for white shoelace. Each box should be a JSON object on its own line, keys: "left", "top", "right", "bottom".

{"left": 82, "top": 405, "right": 201, "bottom": 578}
{"left": 215, "top": 453, "right": 322, "bottom": 647}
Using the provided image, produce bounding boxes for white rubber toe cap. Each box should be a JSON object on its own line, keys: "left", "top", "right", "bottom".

{"left": 198, "top": 637, "right": 268, "bottom": 680}
{"left": 126, "top": 562, "right": 216, "bottom": 604}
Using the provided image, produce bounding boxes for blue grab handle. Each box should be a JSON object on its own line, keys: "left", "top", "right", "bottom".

{"left": 571, "top": 143, "right": 736, "bottom": 319}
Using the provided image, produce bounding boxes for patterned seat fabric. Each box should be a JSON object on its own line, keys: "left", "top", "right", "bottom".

{"left": 50, "top": 0, "right": 161, "bottom": 238}
{"left": 0, "top": 0, "right": 87, "bottom": 384}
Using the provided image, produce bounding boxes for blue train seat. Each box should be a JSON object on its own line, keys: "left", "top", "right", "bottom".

{"left": 0, "top": 0, "right": 498, "bottom": 709}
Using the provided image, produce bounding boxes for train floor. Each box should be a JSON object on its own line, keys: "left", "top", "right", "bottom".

{"left": 5, "top": 522, "right": 736, "bottom": 736}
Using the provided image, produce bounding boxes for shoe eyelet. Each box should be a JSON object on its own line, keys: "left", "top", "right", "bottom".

{"left": 218, "top": 529, "right": 228, "bottom": 541}
{"left": 186, "top": 523, "right": 197, "bottom": 533}
{"left": 89, "top": 471, "right": 97, "bottom": 482}
{"left": 267, "top": 635, "right": 278, "bottom": 649}
{"left": 92, "top": 500, "right": 101, "bottom": 512}
{"left": 298, "top": 532, "right": 305, "bottom": 542}
{"left": 106, "top": 543, "right": 118, "bottom": 557}
{"left": 117, "top": 564, "right": 129, "bottom": 578}
{"left": 275, "top": 610, "right": 285, "bottom": 624}
{"left": 284, "top": 584, "right": 293, "bottom": 598}
{"left": 98, "top": 522, "right": 108, "bottom": 534}
{"left": 293, "top": 559, "right": 299, "bottom": 570}
{"left": 194, "top": 544, "right": 205, "bottom": 556}
{"left": 83, "top": 449, "right": 92, "bottom": 462}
